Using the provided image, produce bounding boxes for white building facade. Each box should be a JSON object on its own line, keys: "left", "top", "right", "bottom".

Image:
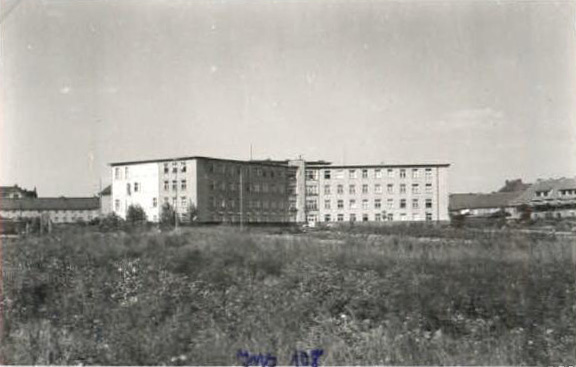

{"left": 301, "top": 164, "right": 450, "bottom": 223}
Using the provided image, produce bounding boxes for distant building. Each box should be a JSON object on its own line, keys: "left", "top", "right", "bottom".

{"left": 99, "top": 185, "right": 112, "bottom": 216}
{"left": 449, "top": 192, "right": 525, "bottom": 219}
{"left": 291, "top": 160, "right": 450, "bottom": 223}
{"left": 0, "top": 197, "right": 100, "bottom": 223}
{"left": 110, "top": 155, "right": 451, "bottom": 223}
{"left": 0, "top": 185, "right": 37, "bottom": 199}
{"left": 110, "top": 156, "right": 295, "bottom": 223}
{"left": 510, "top": 177, "right": 576, "bottom": 219}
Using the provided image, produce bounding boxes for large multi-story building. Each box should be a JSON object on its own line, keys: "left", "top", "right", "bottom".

{"left": 110, "top": 156, "right": 295, "bottom": 223}
{"left": 110, "top": 155, "right": 450, "bottom": 223}
{"left": 296, "top": 162, "right": 450, "bottom": 223}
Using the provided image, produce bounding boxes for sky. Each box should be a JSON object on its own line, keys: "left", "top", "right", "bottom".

{"left": 1, "top": 0, "right": 576, "bottom": 196}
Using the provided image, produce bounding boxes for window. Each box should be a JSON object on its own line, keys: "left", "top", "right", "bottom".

{"left": 208, "top": 163, "right": 214, "bottom": 173}
{"left": 114, "top": 167, "right": 121, "bottom": 180}
{"left": 412, "top": 169, "right": 420, "bottom": 179}
{"left": 172, "top": 197, "right": 177, "bottom": 206}
{"left": 400, "top": 199, "right": 406, "bottom": 209}
{"left": 324, "top": 185, "right": 331, "bottom": 195}
{"left": 412, "top": 184, "right": 420, "bottom": 194}
{"left": 400, "top": 184, "right": 406, "bottom": 194}
{"left": 305, "top": 199, "right": 318, "bottom": 210}
{"left": 324, "top": 170, "right": 331, "bottom": 179}
{"left": 337, "top": 200, "right": 344, "bottom": 209}
{"left": 181, "top": 180, "right": 187, "bottom": 190}
{"left": 164, "top": 180, "right": 169, "bottom": 190}
{"left": 375, "top": 213, "right": 382, "bottom": 221}
{"left": 387, "top": 213, "right": 394, "bottom": 221}
{"left": 362, "top": 169, "right": 368, "bottom": 179}
{"left": 172, "top": 180, "right": 177, "bottom": 191}
{"left": 412, "top": 199, "right": 419, "bottom": 209}
{"left": 324, "top": 200, "right": 331, "bottom": 210}
{"left": 375, "top": 184, "right": 382, "bottom": 194}
{"left": 305, "top": 170, "right": 318, "bottom": 180}
{"left": 387, "top": 184, "right": 394, "bottom": 194}
{"left": 349, "top": 170, "right": 357, "bottom": 179}
{"left": 172, "top": 162, "right": 178, "bottom": 173}
{"left": 400, "top": 169, "right": 406, "bottom": 179}
{"left": 163, "top": 163, "right": 169, "bottom": 174}
{"left": 375, "top": 169, "right": 382, "bottom": 178}
{"left": 262, "top": 183, "right": 269, "bottom": 193}
{"left": 337, "top": 185, "right": 344, "bottom": 194}
{"left": 134, "top": 182, "right": 139, "bottom": 192}
{"left": 387, "top": 169, "right": 395, "bottom": 178}
{"left": 209, "top": 181, "right": 215, "bottom": 191}
{"left": 362, "top": 214, "right": 369, "bottom": 222}
{"left": 125, "top": 167, "right": 129, "bottom": 179}
{"left": 350, "top": 213, "right": 357, "bottom": 222}
{"left": 362, "top": 184, "right": 369, "bottom": 194}
{"left": 114, "top": 199, "right": 120, "bottom": 211}
{"left": 400, "top": 213, "right": 407, "bottom": 221}
{"left": 337, "top": 214, "right": 344, "bottom": 221}
{"left": 425, "top": 183, "right": 432, "bottom": 194}
{"left": 387, "top": 198, "right": 394, "bottom": 209}
{"left": 254, "top": 183, "right": 260, "bottom": 193}
{"left": 362, "top": 199, "right": 369, "bottom": 209}
{"left": 153, "top": 197, "right": 158, "bottom": 208}
{"left": 349, "top": 199, "right": 357, "bottom": 209}
{"left": 335, "top": 170, "right": 344, "bottom": 179}
{"left": 126, "top": 183, "right": 131, "bottom": 195}
{"left": 375, "top": 199, "right": 382, "bottom": 209}
{"left": 426, "top": 199, "right": 432, "bottom": 209}
{"left": 306, "top": 185, "right": 318, "bottom": 195}
{"left": 181, "top": 197, "right": 187, "bottom": 207}
{"left": 426, "top": 212, "right": 433, "bottom": 221}
{"left": 324, "top": 214, "right": 331, "bottom": 222}
{"left": 349, "top": 185, "right": 356, "bottom": 194}
{"left": 181, "top": 162, "right": 187, "bottom": 173}
{"left": 425, "top": 168, "right": 432, "bottom": 180}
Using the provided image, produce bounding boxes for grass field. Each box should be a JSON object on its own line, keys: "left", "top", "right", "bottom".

{"left": 1, "top": 226, "right": 575, "bottom": 365}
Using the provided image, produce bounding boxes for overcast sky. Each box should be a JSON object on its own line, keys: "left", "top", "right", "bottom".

{"left": 1, "top": 0, "right": 575, "bottom": 196}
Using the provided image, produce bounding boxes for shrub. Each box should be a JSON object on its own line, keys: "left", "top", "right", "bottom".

{"left": 126, "top": 205, "right": 147, "bottom": 225}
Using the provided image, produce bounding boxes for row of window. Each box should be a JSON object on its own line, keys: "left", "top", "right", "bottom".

{"left": 305, "top": 198, "right": 434, "bottom": 210}
{"left": 209, "top": 197, "right": 287, "bottom": 210}
{"left": 163, "top": 161, "right": 187, "bottom": 174}
{"left": 309, "top": 212, "right": 434, "bottom": 222}
{"left": 306, "top": 168, "right": 435, "bottom": 180}
{"left": 209, "top": 181, "right": 286, "bottom": 194}
{"left": 164, "top": 180, "right": 187, "bottom": 191}
{"left": 306, "top": 183, "right": 434, "bottom": 195}
{"left": 114, "top": 166, "right": 130, "bottom": 180}
{"left": 207, "top": 162, "right": 287, "bottom": 179}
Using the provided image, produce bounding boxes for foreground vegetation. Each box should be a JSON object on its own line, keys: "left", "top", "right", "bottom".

{"left": 1, "top": 226, "right": 575, "bottom": 365}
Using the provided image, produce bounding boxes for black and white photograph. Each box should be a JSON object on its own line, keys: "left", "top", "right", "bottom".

{"left": 1, "top": 0, "right": 575, "bottom": 365}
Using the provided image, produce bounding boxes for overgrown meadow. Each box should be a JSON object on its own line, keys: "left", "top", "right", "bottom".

{"left": 1, "top": 226, "right": 575, "bottom": 365}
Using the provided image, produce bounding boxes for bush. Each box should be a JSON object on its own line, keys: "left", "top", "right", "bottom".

{"left": 126, "top": 205, "right": 147, "bottom": 225}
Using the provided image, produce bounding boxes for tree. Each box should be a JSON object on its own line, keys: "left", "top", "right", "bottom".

{"left": 160, "top": 202, "right": 176, "bottom": 229}
{"left": 126, "top": 205, "right": 147, "bottom": 225}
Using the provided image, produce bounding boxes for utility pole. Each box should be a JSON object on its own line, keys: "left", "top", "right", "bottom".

{"left": 240, "top": 168, "right": 244, "bottom": 230}
{"left": 174, "top": 159, "right": 179, "bottom": 230}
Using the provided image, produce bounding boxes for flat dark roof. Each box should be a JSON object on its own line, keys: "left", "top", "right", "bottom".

{"left": 109, "top": 156, "right": 292, "bottom": 168}
{"left": 1, "top": 197, "right": 100, "bottom": 211}
{"left": 311, "top": 163, "right": 451, "bottom": 169}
